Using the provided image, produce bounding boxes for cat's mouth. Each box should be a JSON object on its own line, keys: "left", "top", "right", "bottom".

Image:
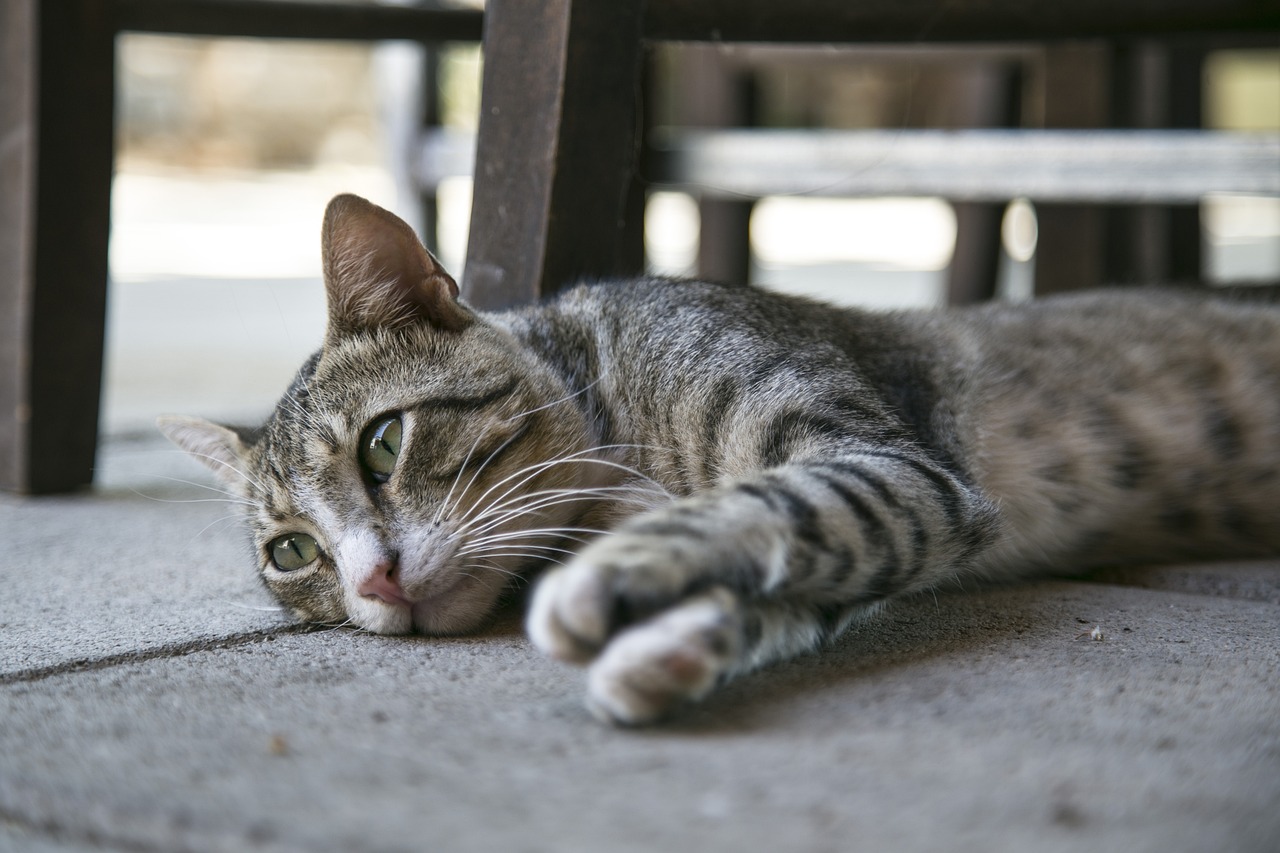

{"left": 407, "top": 573, "right": 488, "bottom": 634}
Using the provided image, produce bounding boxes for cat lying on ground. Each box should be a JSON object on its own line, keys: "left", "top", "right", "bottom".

{"left": 161, "top": 194, "right": 1280, "bottom": 724}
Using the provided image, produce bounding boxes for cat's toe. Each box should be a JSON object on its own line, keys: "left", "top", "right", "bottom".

{"left": 585, "top": 589, "right": 743, "bottom": 726}
{"left": 526, "top": 563, "right": 613, "bottom": 663}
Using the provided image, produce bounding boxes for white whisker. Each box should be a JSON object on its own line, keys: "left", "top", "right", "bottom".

{"left": 455, "top": 444, "right": 665, "bottom": 530}
{"left": 501, "top": 377, "right": 602, "bottom": 424}
{"left": 433, "top": 430, "right": 491, "bottom": 526}
{"left": 220, "top": 600, "right": 286, "bottom": 612}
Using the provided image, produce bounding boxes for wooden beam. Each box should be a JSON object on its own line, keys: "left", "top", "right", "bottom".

{"left": 115, "top": 0, "right": 484, "bottom": 42}
{"left": 644, "top": 0, "right": 1280, "bottom": 43}
{"left": 649, "top": 129, "right": 1280, "bottom": 202}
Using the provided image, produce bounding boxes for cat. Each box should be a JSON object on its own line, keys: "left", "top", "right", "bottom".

{"left": 160, "top": 193, "right": 1280, "bottom": 725}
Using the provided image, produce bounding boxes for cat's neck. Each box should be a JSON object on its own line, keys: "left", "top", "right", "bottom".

{"left": 495, "top": 299, "right": 619, "bottom": 450}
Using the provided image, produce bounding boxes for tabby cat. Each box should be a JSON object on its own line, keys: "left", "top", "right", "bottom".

{"left": 161, "top": 194, "right": 1280, "bottom": 724}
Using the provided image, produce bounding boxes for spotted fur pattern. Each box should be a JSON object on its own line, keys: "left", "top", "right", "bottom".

{"left": 162, "top": 195, "right": 1280, "bottom": 724}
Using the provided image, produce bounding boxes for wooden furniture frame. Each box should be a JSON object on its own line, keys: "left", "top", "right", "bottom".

{"left": 3, "top": 0, "right": 1276, "bottom": 493}
{"left": 1, "top": 0, "right": 482, "bottom": 494}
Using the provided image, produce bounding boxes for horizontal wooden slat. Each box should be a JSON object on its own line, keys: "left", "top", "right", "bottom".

{"left": 115, "top": 0, "right": 483, "bottom": 41}
{"left": 649, "top": 129, "right": 1280, "bottom": 203}
{"left": 113, "top": 0, "right": 1278, "bottom": 44}
{"left": 644, "top": 0, "right": 1280, "bottom": 43}
{"left": 414, "top": 128, "right": 1280, "bottom": 203}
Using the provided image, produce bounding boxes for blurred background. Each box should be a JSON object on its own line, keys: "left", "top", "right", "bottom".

{"left": 104, "top": 27, "right": 1280, "bottom": 438}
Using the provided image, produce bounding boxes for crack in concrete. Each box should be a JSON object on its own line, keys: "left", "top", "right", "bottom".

{"left": 0, "top": 624, "right": 317, "bottom": 686}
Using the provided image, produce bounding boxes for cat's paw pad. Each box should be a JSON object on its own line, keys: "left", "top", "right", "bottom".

{"left": 585, "top": 589, "right": 742, "bottom": 726}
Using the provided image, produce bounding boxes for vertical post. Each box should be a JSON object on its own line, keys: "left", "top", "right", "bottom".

{"left": 1, "top": 0, "right": 116, "bottom": 493}
{"left": 462, "top": 0, "right": 648, "bottom": 310}
{"left": 1166, "top": 45, "right": 1206, "bottom": 282}
{"left": 418, "top": 46, "right": 443, "bottom": 256}
{"left": 1105, "top": 41, "right": 1205, "bottom": 284}
{"left": 941, "top": 59, "right": 1023, "bottom": 305}
{"left": 1033, "top": 44, "right": 1110, "bottom": 297}
{"left": 671, "top": 45, "right": 755, "bottom": 285}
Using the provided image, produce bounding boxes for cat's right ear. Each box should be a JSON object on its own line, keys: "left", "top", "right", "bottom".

{"left": 157, "top": 415, "right": 253, "bottom": 494}
{"left": 321, "top": 193, "right": 471, "bottom": 338}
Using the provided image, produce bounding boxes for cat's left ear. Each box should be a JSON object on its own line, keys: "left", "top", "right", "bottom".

{"left": 321, "top": 193, "right": 471, "bottom": 337}
{"left": 156, "top": 415, "right": 254, "bottom": 495}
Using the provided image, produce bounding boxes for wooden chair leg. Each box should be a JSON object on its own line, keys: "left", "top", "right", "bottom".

{"left": 1033, "top": 44, "right": 1110, "bottom": 296}
{"left": 1, "top": 0, "right": 115, "bottom": 494}
{"left": 941, "top": 61, "right": 1023, "bottom": 305}
{"left": 462, "top": 0, "right": 648, "bottom": 310}
{"left": 668, "top": 45, "right": 756, "bottom": 285}
{"left": 1105, "top": 42, "right": 1206, "bottom": 284}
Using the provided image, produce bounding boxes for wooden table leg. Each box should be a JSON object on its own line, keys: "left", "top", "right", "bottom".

{"left": 1033, "top": 44, "right": 1110, "bottom": 296}
{"left": 0, "top": 0, "right": 115, "bottom": 494}
{"left": 462, "top": 0, "right": 648, "bottom": 309}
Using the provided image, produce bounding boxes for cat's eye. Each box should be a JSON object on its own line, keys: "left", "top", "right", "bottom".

{"left": 360, "top": 415, "right": 403, "bottom": 484}
{"left": 269, "top": 533, "right": 320, "bottom": 572}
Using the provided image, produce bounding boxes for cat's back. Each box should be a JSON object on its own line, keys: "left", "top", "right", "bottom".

{"left": 950, "top": 285, "right": 1280, "bottom": 571}
{"left": 535, "top": 280, "right": 1280, "bottom": 569}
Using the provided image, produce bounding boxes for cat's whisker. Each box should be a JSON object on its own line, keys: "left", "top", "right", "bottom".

{"left": 458, "top": 481, "right": 667, "bottom": 541}
{"left": 454, "top": 444, "right": 667, "bottom": 530}
{"left": 195, "top": 513, "right": 249, "bottom": 538}
{"left": 311, "top": 616, "right": 357, "bottom": 632}
{"left": 129, "top": 491, "right": 256, "bottom": 509}
{"left": 500, "top": 376, "right": 603, "bottom": 425}
{"left": 128, "top": 472, "right": 259, "bottom": 506}
{"left": 442, "top": 425, "right": 533, "bottom": 526}
{"left": 433, "top": 431, "right": 491, "bottom": 526}
{"left": 456, "top": 525, "right": 607, "bottom": 553}
{"left": 457, "top": 485, "right": 658, "bottom": 541}
{"left": 187, "top": 449, "right": 268, "bottom": 495}
{"left": 458, "top": 560, "right": 542, "bottom": 579}
{"left": 131, "top": 470, "right": 256, "bottom": 500}
{"left": 457, "top": 538, "right": 581, "bottom": 559}
{"left": 219, "top": 600, "right": 286, "bottom": 613}
{"left": 466, "top": 481, "right": 663, "bottom": 523}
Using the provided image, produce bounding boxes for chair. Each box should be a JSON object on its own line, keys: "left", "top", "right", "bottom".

{"left": 460, "top": 0, "right": 1279, "bottom": 311}
{"left": 0, "top": 0, "right": 482, "bottom": 494}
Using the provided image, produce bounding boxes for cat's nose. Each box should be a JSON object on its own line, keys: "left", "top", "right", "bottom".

{"left": 358, "top": 559, "right": 409, "bottom": 606}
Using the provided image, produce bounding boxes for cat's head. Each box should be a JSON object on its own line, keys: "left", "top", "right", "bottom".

{"left": 160, "top": 194, "right": 598, "bottom": 635}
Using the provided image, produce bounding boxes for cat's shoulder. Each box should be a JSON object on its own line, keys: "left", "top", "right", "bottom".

{"left": 557, "top": 276, "right": 754, "bottom": 309}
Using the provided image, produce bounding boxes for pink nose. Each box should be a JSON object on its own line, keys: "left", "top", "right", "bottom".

{"left": 358, "top": 562, "right": 409, "bottom": 606}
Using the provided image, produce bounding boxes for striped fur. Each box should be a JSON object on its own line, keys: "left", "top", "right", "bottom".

{"left": 162, "top": 195, "right": 1280, "bottom": 724}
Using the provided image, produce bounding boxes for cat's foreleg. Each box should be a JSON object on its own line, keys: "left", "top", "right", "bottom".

{"left": 576, "top": 588, "right": 872, "bottom": 724}
{"left": 528, "top": 452, "right": 999, "bottom": 721}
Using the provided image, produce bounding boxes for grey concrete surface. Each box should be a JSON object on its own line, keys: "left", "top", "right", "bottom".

{"left": 3, "top": 431, "right": 1279, "bottom": 853}
{"left": 2, "top": 432, "right": 285, "bottom": 675}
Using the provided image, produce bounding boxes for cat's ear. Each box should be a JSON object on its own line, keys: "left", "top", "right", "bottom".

{"left": 321, "top": 193, "right": 470, "bottom": 337}
{"left": 156, "top": 415, "right": 254, "bottom": 493}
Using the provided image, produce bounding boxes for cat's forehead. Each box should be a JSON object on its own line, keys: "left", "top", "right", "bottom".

{"left": 281, "top": 330, "right": 477, "bottom": 422}
{"left": 258, "top": 325, "right": 524, "bottom": 460}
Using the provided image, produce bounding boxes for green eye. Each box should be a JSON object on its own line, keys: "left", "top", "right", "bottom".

{"left": 270, "top": 533, "right": 320, "bottom": 572}
{"left": 359, "top": 415, "right": 403, "bottom": 484}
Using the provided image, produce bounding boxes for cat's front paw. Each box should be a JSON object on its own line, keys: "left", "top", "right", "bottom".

{"left": 584, "top": 589, "right": 743, "bottom": 725}
{"left": 526, "top": 533, "right": 701, "bottom": 662}
{"left": 526, "top": 558, "right": 615, "bottom": 663}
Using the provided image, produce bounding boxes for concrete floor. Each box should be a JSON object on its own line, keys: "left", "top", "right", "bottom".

{"left": 3, "top": 432, "right": 1279, "bottom": 852}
